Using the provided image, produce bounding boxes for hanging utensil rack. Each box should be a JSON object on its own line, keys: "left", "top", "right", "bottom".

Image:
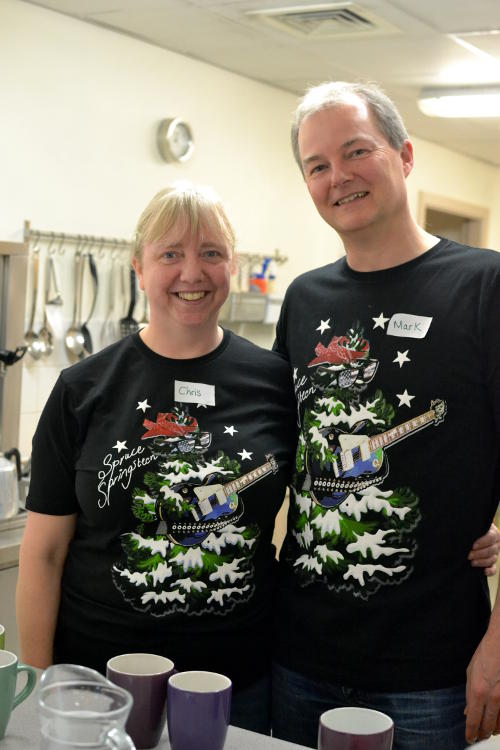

{"left": 24, "top": 222, "right": 133, "bottom": 257}
{"left": 23, "top": 221, "right": 289, "bottom": 332}
{"left": 24, "top": 221, "right": 288, "bottom": 265}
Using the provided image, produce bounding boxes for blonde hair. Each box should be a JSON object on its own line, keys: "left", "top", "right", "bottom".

{"left": 133, "top": 181, "right": 236, "bottom": 260}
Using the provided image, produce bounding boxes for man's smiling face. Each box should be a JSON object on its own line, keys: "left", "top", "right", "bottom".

{"left": 298, "top": 96, "right": 413, "bottom": 240}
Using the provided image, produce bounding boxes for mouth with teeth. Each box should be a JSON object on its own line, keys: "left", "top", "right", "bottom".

{"left": 335, "top": 191, "right": 368, "bottom": 206}
{"left": 176, "top": 291, "right": 207, "bottom": 301}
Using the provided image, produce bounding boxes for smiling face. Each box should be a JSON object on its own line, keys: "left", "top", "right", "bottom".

{"left": 133, "top": 216, "right": 236, "bottom": 343}
{"left": 298, "top": 97, "right": 414, "bottom": 242}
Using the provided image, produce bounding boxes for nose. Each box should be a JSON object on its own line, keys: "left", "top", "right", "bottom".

{"left": 179, "top": 252, "right": 204, "bottom": 283}
{"left": 330, "top": 158, "right": 352, "bottom": 188}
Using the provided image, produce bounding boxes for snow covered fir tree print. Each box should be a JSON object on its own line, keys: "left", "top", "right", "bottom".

{"left": 111, "top": 405, "right": 278, "bottom": 616}
{"left": 289, "top": 324, "right": 446, "bottom": 600}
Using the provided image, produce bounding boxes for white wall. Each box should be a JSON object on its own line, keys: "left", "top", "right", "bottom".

{"left": 407, "top": 134, "right": 500, "bottom": 245}
{"left": 1, "top": 0, "right": 335, "bottom": 278}
{"left": 1, "top": 0, "right": 499, "bottom": 457}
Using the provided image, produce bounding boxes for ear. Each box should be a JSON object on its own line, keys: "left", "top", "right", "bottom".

{"left": 400, "top": 139, "right": 414, "bottom": 178}
{"left": 132, "top": 256, "right": 144, "bottom": 291}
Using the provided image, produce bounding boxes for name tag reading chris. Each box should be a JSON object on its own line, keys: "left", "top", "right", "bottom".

{"left": 175, "top": 380, "right": 215, "bottom": 406}
{"left": 387, "top": 313, "right": 433, "bottom": 339}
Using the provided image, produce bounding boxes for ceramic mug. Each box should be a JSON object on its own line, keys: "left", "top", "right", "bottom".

{"left": 0, "top": 624, "right": 5, "bottom": 649}
{"left": 318, "top": 707, "right": 394, "bottom": 750}
{"left": 167, "top": 670, "right": 232, "bottom": 750}
{"left": 0, "top": 650, "right": 37, "bottom": 740}
{"left": 107, "top": 652, "right": 175, "bottom": 749}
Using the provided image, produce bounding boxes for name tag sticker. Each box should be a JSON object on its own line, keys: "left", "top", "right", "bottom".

{"left": 175, "top": 380, "right": 215, "bottom": 406}
{"left": 387, "top": 314, "right": 433, "bottom": 339}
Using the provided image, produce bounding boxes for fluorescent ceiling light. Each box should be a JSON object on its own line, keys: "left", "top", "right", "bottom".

{"left": 418, "top": 86, "right": 500, "bottom": 118}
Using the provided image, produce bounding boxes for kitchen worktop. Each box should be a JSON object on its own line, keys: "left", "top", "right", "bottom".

{"left": 0, "top": 510, "right": 26, "bottom": 570}
{"left": 4, "top": 671, "right": 310, "bottom": 750}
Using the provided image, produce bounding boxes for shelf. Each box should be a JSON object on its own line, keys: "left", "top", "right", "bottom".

{"left": 219, "top": 292, "right": 282, "bottom": 324}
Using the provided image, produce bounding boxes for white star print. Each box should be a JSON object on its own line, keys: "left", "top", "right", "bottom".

{"left": 224, "top": 426, "right": 237, "bottom": 436}
{"left": 373, "top": 312, "right": 390, "bottom": 329}
{"left": 396, "top": 390, "right": 415, "bottom": 408}
{"left": 136, "top": 399, "right": 150, "bottom": 412}
{"left": 393, "top": 350, "right": 410, "bottom": 368}
{"left": 238, "top": 449, "right": 253, "bottom": 461}
{"left": 113, "top": 440, "right": 127, "bottom": 452}
{"left": 316, "top": 319, "right": 331, "bottom": 335}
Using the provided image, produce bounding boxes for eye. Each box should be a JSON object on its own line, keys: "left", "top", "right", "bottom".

{"left": 348, "top": 148, "right": 368, "bottom": 159}
{"left": 160, "top": 250, "right": 179, "bottom": 263}
{"left": 308, "top": 163, "right": 328, "bottom": 176}
{"left": 202, "top": 247, "right": 226, "bottom": 262}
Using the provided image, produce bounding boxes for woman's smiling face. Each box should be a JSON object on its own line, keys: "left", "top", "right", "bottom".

{"left": 133, "top": 217, "right": 236, "bottom": 337}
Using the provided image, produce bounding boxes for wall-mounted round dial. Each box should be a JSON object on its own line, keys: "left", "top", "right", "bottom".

{"left": 157, "top": 118, "right": 195, "bottom": 163}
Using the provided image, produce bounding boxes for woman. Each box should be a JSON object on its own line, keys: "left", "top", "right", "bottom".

{"left": 16, "top": 181, "right": 296, "bottom": 733}
{"left": 17, "top": 181, "right": 499, "bottom": 735}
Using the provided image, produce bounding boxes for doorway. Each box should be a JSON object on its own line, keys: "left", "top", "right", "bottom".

{"left": 418, "top": 192, "right": 489, "bottom": 247}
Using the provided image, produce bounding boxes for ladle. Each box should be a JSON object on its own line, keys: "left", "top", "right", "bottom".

{"left": 81, "top": 252, "right": 99, "bottom": 356}
{"left": 38, "top": 311, "right": 54, "bottom": 358}
{"left": 24, "top": 248, "right": 44, "bottom": 360}
{"left": 38, "top": 251, "right": 55, "bottom": 357}
{"left": 64, "top": 249, "right": 86, "bottom": 363}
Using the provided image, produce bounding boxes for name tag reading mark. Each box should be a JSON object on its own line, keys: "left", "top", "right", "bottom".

{"left": 175, "top": 380, "right": 215, "bottom": 406}
{"left": 387, "top": 314, "right": 433, "bottom": 339}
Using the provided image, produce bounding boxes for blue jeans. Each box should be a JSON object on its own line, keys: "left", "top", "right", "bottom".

{"left": 231, "top": 675, "right": 271, "bottom": 735}
{"left": 272, "top": 663, "right": 467, "bottom": 750}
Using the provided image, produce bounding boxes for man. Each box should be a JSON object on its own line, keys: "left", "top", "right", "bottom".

{"left": 272, "top": 81, "right": 500, "bottom": 749}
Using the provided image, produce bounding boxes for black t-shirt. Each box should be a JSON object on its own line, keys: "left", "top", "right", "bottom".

{"left": 27, "top": 329, "right": 296, "bottom": 688}
{"left": 273, "top": 239, "right": 500, "bottom": 691}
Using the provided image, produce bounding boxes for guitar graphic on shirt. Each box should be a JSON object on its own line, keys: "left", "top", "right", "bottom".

{"left": 305, "top": 399, "right": 446, "bottom": 509}
{"left": 155, "top": 453, "right": 278, "bottom": 546}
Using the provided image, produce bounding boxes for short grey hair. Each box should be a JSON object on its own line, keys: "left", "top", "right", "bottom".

{"left": 291, "top": 81, "right": 408, "bottom": 173}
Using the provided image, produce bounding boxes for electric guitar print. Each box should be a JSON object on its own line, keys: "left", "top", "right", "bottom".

{"left": 155, "top": 453, "right": 278, "bottom": 546}
{"left": 305, "top": 399, "right": 447, "bottom": 509}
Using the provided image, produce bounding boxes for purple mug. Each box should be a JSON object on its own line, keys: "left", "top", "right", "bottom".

{"left": 106, "top": 653, "right": 175, "bottom": 749}
{"left": 318, "top": 707, "right": 394, "bottom": 750}
{"left": 167, "top": 671, "right": 232, "bottom": 750}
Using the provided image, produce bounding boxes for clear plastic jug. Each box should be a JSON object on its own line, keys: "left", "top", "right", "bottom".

{"left": 38, "top": 664, "right": 136, "bottom": 749}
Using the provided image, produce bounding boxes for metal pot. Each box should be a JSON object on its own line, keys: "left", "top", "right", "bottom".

{"left": 0, "top": 447, "right": 21, "bottom": 519}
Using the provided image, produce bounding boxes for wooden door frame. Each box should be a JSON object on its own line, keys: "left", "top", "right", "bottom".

{"left": 417, "top": 192, "right": 490, "bottom": 247}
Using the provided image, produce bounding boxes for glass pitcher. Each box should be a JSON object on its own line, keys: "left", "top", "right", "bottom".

{"left": 38, "top": 664, "right": 136, "bottom": 749}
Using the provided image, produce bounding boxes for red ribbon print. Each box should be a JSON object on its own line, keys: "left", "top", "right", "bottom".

{"left": 308, "top": 335, "right": 369, "bottom": 366}
{"left": 142, "top": 412, "right": 198, "bottom": 440}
